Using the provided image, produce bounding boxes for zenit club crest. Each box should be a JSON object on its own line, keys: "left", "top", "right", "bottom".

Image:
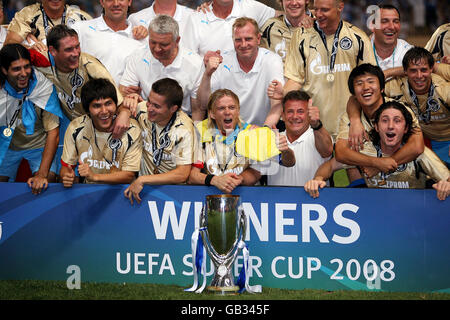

{"left": 340, "top": 37, "right": 353, "bottom": 50}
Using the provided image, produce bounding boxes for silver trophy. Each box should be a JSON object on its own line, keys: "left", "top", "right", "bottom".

{"left": 199, "top": 194, "right": 246, "bottom": 295}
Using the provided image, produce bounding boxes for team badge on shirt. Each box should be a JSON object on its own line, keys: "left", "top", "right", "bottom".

{"left": 109, "top": 138, "right": 123, "bottom": 162}
{"left": 340, "top": 37, "right": 353, "bottom": 50}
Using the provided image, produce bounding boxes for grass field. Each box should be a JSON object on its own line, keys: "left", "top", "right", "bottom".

{"left": 1, "top": 280, "right": 449, "bottom": 300}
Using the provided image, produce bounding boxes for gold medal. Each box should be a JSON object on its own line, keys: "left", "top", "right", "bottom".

{"left": 3, "top": 127, "right": 12, "bottom": 137}
{"left": 326, "top": 73, "right": 335, "bottom": 82}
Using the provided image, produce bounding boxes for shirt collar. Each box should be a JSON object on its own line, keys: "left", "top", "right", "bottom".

{"left": 95, "top": 15, "right": 133, "bottom": 36}
{"left": 286, "top": 127, "right": 313, "bottom": 145}
{"left": 205, "top": 1, "right": 241, "bottom": 22}
{"left": 230, "top": 47, "right": 264, "bottom": 73}
{"left": 149, "top": 46, "right": 182, "bottom": 69}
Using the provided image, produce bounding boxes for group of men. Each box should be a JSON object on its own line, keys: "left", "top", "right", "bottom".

{"left": 0, "top": 0, "right": 449, "bottom": 201}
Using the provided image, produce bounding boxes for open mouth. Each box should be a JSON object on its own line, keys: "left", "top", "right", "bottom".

{"left": 385, "top": 132, "right": 396, "bottom": 140}
{"left": 17, "top": 78, "right": 29, "bottom": 86}
{"left": 383, "top": 31, "right": 395, "bottom": 37}
{"left": 223, "top": 119, "right": 233, "bottom": 127}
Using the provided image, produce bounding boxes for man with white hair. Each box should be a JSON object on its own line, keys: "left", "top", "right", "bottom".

{"left": 119, "top": 14, "right": 203, "bottom": 117}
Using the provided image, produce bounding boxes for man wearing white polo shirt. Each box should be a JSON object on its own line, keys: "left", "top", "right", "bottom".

{"left": 369, "top": 4, "right": 412, "bottom": 78}
{"left": 128, "top": 0, "right": 193, "bottom": 41}
{"left": 268, "top": 90, "right": 333, "bottom": 186}
{"left": 71, "top": 0, "right": 147, "bottom": 86}
{"left": 119, "top": 14, "right": 203, "bottom": 117}
{"left": 196, "top": 17, "right": 284, "bottom": 127}
{"left": 183, "top": 0, "right": 276, "bottom": 56}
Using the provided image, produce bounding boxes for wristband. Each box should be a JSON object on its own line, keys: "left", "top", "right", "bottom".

{"left": 312, "top": 120, "right": 322, "bottom": 131}
{"left": 204, "top": 174, "right": 215, "bottom": 186}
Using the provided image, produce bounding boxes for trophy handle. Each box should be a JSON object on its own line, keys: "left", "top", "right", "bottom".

{"left": 224, "top": 204, "right": 246, "bottom": 265}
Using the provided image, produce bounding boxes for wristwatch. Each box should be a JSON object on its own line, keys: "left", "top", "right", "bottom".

{"left": 312, "top": 120, "right": 322, "bottom": 130}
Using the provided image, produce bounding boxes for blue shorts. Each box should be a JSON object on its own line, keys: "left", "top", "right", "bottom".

{"left": 431, "top": 140, "right": 450, "bottom": 168}
{"left": 0, "top": 147, "right": 58, "bottom": 182}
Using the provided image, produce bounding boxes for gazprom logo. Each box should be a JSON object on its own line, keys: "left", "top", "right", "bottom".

{"left": 309, "top": 55, "right": 351, "bottom": 75}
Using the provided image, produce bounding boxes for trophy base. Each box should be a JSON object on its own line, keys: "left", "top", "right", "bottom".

{"left": 207, "top": 285, "right": 240, "bottom": 295}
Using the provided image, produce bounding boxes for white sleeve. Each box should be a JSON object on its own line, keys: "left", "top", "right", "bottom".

{"left": 244, "top": 0, "right": 276, "bottom": 28}
{"left": 119, "top": 51, "right": 140, "bottom": 88}
{"left": 268, "top": 52, "right": 285, "bottom": 85}
{"left": 191, "top": 62, "right": 205, "bottom": 99}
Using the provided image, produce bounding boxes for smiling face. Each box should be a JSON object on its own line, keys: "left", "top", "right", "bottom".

{"left": 375, "top": 107, "right": 408, "bottom": 154}
{"left": 282, "top": 0, "right": 308, "bottom": 22}
{"left": 233, "top": 22, "right": 261, "bottom": 62}
{"left": 352, "top": 73, "right": 384, "bottom": 116}
{"left": 283, "top": 99, "right": 310, "bottom": 138}
{"left": 1, "top": 58, "right": 32, "bottom": 92}
{"left": 210, "top": 95, "right": 240, "bottom": 135}
{"left": 101, "top": 0, "right": 131, "bottom": 23}
{"left": 49, "top": 35, "right": 80, "bottom": 73}
{"left": 405, "top": 58, "right": 433, "bottom": 95}
{"left": 373, "top": 8, "right": 401, "bottom": 48}
{"left": 42, "top": 0, "right": 65, "bottom": 13}
{"left": 89, "top": 97, "right": 117, "bottom": 132}
{"left": 146, "top": 90, "right": 178, "bottom": 127}
{"left": 313, "top": 0, "right": 343, "bottom": 35}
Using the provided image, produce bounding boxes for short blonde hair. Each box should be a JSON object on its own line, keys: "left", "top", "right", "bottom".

{"left": 232, "top": 17, "right": 259, "bottom": 38}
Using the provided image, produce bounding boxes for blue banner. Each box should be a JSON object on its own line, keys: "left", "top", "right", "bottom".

{"left": 0, "top": 182, "right": 449, "bottom": 293}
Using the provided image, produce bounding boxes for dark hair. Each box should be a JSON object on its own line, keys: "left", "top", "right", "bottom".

{"left": 47, "top": 24, "right": 79, "bottom": 51}
{"left": 402, "top": 46, "right": 434, "bottom": 71}
{"left": 151, "top": 78, "right": 183, "bottom": 109}
{"left": 81, "top": 78, "right": 118, "bottom": 114}
{"left": 348, "top": 63, "right": 385, "bottom": 95}
{"left": 282, "top": 90, "right": 311, "bottom": 110}
{"left": 0, "top": 43, "right": 31, "bottom": 85}
{"left": 378, "top": 3, "right": 401, "bottom": 20}
{"left": 369, "top": 100, "right": 416, "bottom": 147}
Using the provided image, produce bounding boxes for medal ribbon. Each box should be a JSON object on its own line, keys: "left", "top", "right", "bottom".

{"left": 237, "top": 240, "right": 262, "bottom": 294}
{"left": 408, "top": 82, "right": 439, "bottom": 124}
{"left": 151, "top": 111, "right": 177, "bottom": 167}
{"left": 314, "top": 20, "right": 343, "bottom": 74}
{"left": 40, "top": 4, "right": 67, "bottom": 36}
{"left": 211, "top": 123, "right": 248, "bottom": 173}
{"left": 184, "top": 227, "right": 207, "bottom": 293}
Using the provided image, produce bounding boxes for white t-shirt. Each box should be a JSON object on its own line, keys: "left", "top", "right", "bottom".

{"left": 71, "top": 16, "right": 146, "bottom": 86}
{"left": 267, "top": 128, "right": 331, "bottom": 186}
{"left": 128, "top": 3, "right": 194, "bottom": 41}
{"left": 182, "top": 0, "right": 275, "bottom": 56}
{"left": 371, "top": 37, "right": 413, "bottom": 71}
{"left": 210, "top": 47, "right": 284, "bottom": 126}
{"left": 119, "top": 46, "right": 204, "bottom": 115}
